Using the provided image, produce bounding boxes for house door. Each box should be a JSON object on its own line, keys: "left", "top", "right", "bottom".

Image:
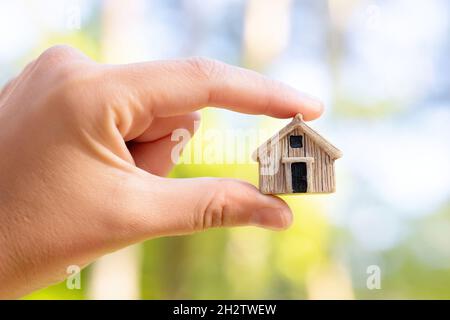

{"left": 291, "top": 162, "right": 307, "bottom": 193}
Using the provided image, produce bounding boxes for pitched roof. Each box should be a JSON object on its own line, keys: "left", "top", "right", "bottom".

{"left": 252, "top": 113, "right": 343, "bottom": 161}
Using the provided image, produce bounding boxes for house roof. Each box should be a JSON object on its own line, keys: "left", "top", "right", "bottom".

{"left": 252, "top": 113, "right": 343, "bottom": 161}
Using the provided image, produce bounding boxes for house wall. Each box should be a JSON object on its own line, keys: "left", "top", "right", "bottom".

{"left": 258, "top": 137, "right": 287, "bottom": 194}
{"left": 303, "top": 131, "right": 335, "bottom": 193}
{"left": 258, "top": 127, "right": 335, "bottom": 194}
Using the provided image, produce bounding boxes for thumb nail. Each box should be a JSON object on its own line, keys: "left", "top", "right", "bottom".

{"left": 250, "top": 207, "right": 292, "bottom": 230}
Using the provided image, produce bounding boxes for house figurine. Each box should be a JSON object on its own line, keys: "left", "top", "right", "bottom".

{"left": 252, "top": 114, "right": 342, "bottom": 194}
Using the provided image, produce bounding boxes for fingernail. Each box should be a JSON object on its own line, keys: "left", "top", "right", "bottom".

{"left": 250, "top": 207, "right": 292, "bottom": 230}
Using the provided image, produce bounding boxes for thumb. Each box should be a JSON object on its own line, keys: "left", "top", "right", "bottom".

{"left": 122, "top": 175, "right": 293, "bottom": 240}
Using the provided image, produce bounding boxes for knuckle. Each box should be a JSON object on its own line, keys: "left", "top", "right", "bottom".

{"left": 36, "top": 46, "right": 94, "bottom": 97}
{"left": 197, "top": 179, "right": 231, "bottom": 230}
{"left": 45, "top": 71, "right": 88, "bottom": 112}
{"left": 43, "top": 65, "right": 101, "bottom": 116}
{"left": 38, "top": 45, "right": 77, "bottom": 65}
{"left": 54, "top": 66, "right": 79, "bottom": 87}
{"left": 185, "top": 56, "right": 226, "bottom": 81}
{"left": 260, "top": 78, "right": 279, "bottom": 115}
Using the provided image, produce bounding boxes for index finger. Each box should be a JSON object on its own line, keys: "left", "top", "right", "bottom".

{"left": 106, "top": 57, "right": 324, "bottom": 124}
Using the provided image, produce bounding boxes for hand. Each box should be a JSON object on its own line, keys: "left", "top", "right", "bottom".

{"left": 0, "top": 45, "right": 323, "bottom": 298}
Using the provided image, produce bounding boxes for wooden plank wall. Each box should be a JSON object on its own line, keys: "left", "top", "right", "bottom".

{"left": 259, "top": 138, "right": 287, "bottom": 194}
{"left": 259, "top": 128, "right": 336, "bottom": 194}
{"left": 303, "top": 133, "right": 315, "bottom": 192}
{"left": 304, "top": 131, "right": 335, "bottom": 193}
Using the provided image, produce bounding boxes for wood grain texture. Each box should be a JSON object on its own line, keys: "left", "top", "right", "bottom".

{"left": 256, "top": 115, "right": 340, "bottom": 194}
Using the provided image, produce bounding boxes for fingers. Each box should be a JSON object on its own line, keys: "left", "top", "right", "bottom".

{"left": 129, "top": 112, "right": 200, "bottom": 175}
{"left": 36, "top": 45, "right": 90, "bottom": 66}
{"left": 104, "top": 58, "right": 323, "bottom": 138}
{"left": 129, "top": 136, "right": 177, "bottom": 176}
{"left": 134, "top": 112, "right": 200, "bottom": 143}
{"left": 162, "top": 177, "right": 293, "bottom": 232}
{"left": 119, "top": 176, "right": 293, "bottom": 241}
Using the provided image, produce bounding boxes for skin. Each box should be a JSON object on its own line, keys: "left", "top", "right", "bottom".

{"left": 0, "top": 45, "right": 323, "bottom": 299}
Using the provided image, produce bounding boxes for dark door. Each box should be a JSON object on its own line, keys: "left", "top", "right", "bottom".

{"left": 291, "top": 162, "right": 307, "bottom": 193}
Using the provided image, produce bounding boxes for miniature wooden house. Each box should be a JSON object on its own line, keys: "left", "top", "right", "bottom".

{"left": 253, "top": 114, "right": 342, "bottom": 194}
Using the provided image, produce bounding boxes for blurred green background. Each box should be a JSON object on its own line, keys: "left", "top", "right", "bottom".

{"left": 1, "top": 0, "right": 449, "bottom": 299}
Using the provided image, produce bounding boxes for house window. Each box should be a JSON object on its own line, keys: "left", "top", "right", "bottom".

{"left": 289, "top": 135, "right": 303, "bottom": 148}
